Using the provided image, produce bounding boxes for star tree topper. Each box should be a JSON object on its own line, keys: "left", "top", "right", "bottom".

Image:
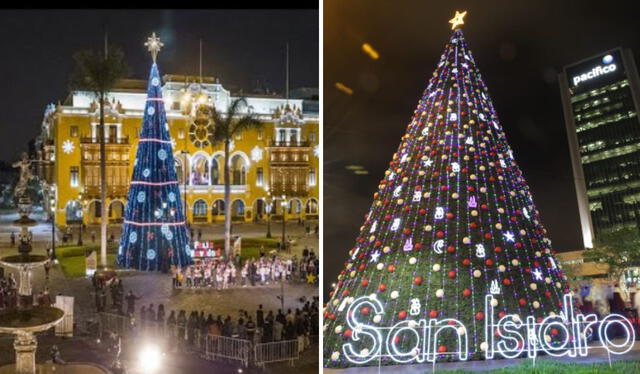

{"left": 145, "top": 32, "right": 164, "bottom": 63}
{"left": 449, "top": 10, "right": 467, "bottom": 30}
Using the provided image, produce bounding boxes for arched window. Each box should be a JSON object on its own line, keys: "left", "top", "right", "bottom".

{"left": 211, "top": 155, "right": 222, "bottom": 185}
{"left": 89, "top": 200, "right": 102, "bottom": 219}
{"left": 65, "top": 200, "right": 83, "bottom": 224}
{"left": 212, "top": 200, "right": 225, "bottom": 216}
{"left": 230, "top": 154, "right": 248, "bottom": 185}
{"left": 109, "top": 200, "right": 125, "bottom": 219}
{"left": 175, "top": 158, "right": 184, "bottom": 185}
{"left": 193, "top": 200, "right": 208, "bottom": 217}
{"left": 289, "top": 199, "right": 302, "bottom": 214}
{"left": 305, "top": 198, "right": 318, "bottom": 214}
{"left": 190, "top": 154, "right": 210, "bottom": 186}
{"left": 232, "top": 200, "right": 245, "bottom": 216}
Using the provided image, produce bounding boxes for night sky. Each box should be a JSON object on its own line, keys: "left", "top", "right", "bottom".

{"left": 323, "top": 1, "right": 640, "bottom": 294}
{"left": 0, "top": 9, "right": 318, "bottom": 163}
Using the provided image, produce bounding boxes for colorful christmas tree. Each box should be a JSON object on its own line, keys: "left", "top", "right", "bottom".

{"left": 323, "top": 13, "right": 571, "bottom": 367}
{"left": 117, "top": 34, "right": 192, "bottom": 271}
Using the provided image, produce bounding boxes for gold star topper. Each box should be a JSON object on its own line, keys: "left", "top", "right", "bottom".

{"left": 449, "top": 10, "right": 467, "bottom": 30}
{"left": 145, "top": 32, "right": 164, "bottom": 63}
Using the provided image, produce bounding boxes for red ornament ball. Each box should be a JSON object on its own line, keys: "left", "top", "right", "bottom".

{"left": 519, "top": 298, "right": 527, "bottom": 307}
{"left": 447, "top": 245, "right": 455, "bottom": 253}
{"left": 448, "top": 270, "right": 456, "bottom": 279}
{"left": 361, "top": 307, "right": 370, "bottom": 316}
{"left": 462, "top": 258, "right": 471, "bottom": 266}
{"left": 414, "top": 276, "right": 423, "bottom": 285}
{"left": 429, "top": 310, "right": 438, "bottom": 318}
{"left": 438, "top": 345, "right": 447, "bottom": 353}
{"left": 485, "top": 259, "right": 494, "bottom": 266}
{"left": 503, "top": 278, "right": 511, "bottom": 286}
{"left": 475, "top": 312, "right": 484, "bottom": 320}
{"left": 462, "top": 289, "right": 471, "bottom": 297}
{"left": 344, "top": 329, "right": 352, "bottom": 338}
{"left": 378, "top": 284, "right": 386, "bottom": 292}
{"left": 361, "top": 279, "right": 369, "bottom": 287}
{"left": 398, "top": 311, "right": 407, "bottom": 320}
{"left": 387, "top": 264, "right": 396, "bottom": 273}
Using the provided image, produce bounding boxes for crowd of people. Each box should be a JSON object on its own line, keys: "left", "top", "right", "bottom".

{"left": 173, "top": 249, "right": 319, "bottom": 289}
{"left": 133, "top": 299, "right": 319, "bottom": 351}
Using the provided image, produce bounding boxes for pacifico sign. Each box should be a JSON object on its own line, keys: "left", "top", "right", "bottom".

{"left": 572, "top": 54, "right": 617, "bottom": 87}
{"left": 340, "top": 293, "right": 635, "bottom": 364}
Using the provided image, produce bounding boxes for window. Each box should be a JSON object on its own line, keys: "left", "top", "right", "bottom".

{"left": 309, "top": 168, "right": 316, "bottom": 187}
{"left": 309, "top": 132, "right": 316, "bottom": 142}
{"left": 70, "top": 126, "right": 79, "bottom": 137}
{"left": 256, "top": 167, "right": 264, "bottom": 186}
{"left": 258, "top": 130, "right": 264, "bottom": 140}
{"left": 178, "top": 128, "right": 185, "bottom": 139}
{"left": 70, "top": 167, "right": 79, "bottom": 187}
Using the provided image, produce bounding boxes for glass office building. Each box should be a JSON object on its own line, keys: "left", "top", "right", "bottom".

{"left": 560, "top": 48, "right": 640, "bottom": 248}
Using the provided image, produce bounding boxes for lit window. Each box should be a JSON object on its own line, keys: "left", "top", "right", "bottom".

{"left": 70, "top": 167, "right": 79, "bottom": 187}
{"left": 257, "top": 167, "right": 264, "bottom": 186}
{"left": 178, "top": 128, "right": 185, "bottom": 139}
{"left": 309, "top": 168, "right": 316, "bottom": 186}
{"left": 70, "top": 126, "right": 79, "bottom": 137}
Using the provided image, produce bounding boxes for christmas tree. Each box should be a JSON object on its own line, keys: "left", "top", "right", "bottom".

{"left": 117, "top": 34, "right": 192, "bottom": 271}
{"left": 323, "top": 13, "right": 571, "bottom": 367}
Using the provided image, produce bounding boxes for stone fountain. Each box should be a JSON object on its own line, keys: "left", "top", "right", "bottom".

{"left": 0, "top": 157, "right": 65, "bottom": 374}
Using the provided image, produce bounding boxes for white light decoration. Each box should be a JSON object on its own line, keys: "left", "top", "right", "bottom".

{"left": 503, "top": 231, "right": 515, "bottom": 242}
{"left": 62, "top": 139, "right": 75, "bottom": 154}
{"left": 479, "top": 113, "right": 486, "bottom": 121}
{"left": 423, "top": 158, "right": 433, "bottom": 167}
{"left": 468, "top": 196, "right": 477, "bottom": 208}
{"left": 351, "top": 247, "right": 360, "bottom": 260}
{"left": 393, "top": 185, "right": 403, "bottom": 197}
{"left": 490, "top": 280, "right": 501, "bottom": 295}
{"left": 369, "top": 221, "right": 377, "bottom": 233}
{"left": 549, "top": 257, "right": 557, "bottom": 269}
{"left": 475, "top": 244, "right": 486, "bottom": 258}
{"left": 432, "top": 239, "right": 444, "bottom": 254}
{"left": 391, "top": 218, "right": 401, "bottom": 231}
{"left": 388, "top": 171, "right": 395, "bottom": 180}
{"left": 434, "top": 207, "right": 445, "bottom": 220}
{"left": 465, "top": 136, "right": 474, "bottom": 145}
{"left": 313, "top": 145, "right": 320, "bottom": 158}
{"left": 370, "top": 251, "right": 381, "bottom": 263}
{"left": 532, "top": 268, "right": 543, "bottom": 281}
{"left": 523, "top": 207, "right": 530, "bottom": 219}
{"left": 403, "top": 238, "right": 413, "bottom": 252}
{"left": 451, "top": 162, "right": 460, "bottom": 172}
{"left": 449, "top": 113, "right": 458, "bottom": 122}
{"left": 412, "top": 191, "right": 422, "bottom": 202}
{"left": 251, "top": 146, "right": 263, "bottom": 162}
{"left": 409, "top": 298, "right": 421, "bottom": 316}
{"left": 400, "top": 154, "right": 408, "bottom": 163}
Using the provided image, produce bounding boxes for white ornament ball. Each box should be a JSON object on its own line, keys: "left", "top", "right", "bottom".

{"left": 519, "top": 229, "right": 526, "bottom": 235}
{"left": 369, "top": 293, "right": 377, "bottom": 300}
{"left": 373, "top": 315, "right": 382, "bottom": 324}
{"left": 471, "top": 210, "right": 478, "bottom": 217}
{"left": 334, "top": 325, "right": 343, "bottom": 334}
{"left": 409, "top": 257, "right": 417, "bottom": 265}
{"left": 556, "top": 282, "right": 562, "bottom": 288}
{"left": 491, "top": 299, "right": 499, "bottom": 307}
{"left": 361, "top": 348, "right": 369, "bottom": 356}
{"left": 350, "top": 271, "right": 356, "bottom": 278}
{"left": 511, "top": 259, "right": 519, "bottom": 266}
{"left": 463, "top": 237, "right": 471, "bottom": 244}
{"left": 457, "top": 327, "right": 466, "bottom": 335}
{"left": 451, "top": 193, "right": 459, "bottom": 199}
{"left": 473, "top": 270, "right": 482, "bottom": 278}
{"left": 390, "top": 291, "right": 399, "bottom": 299}
{"left": 332, "top": 299, "right": 339, "bottom": 306}
{"left": 436, "top": 289, "right": 444, "bottom": 298}
{"left": 530, "top": 283, "right": 537, "bottom": 291}
{"left": 533, "top": 301, "right": 540, "bottom": 309}
{"left": 409, "top": 320, "right": 418, "bottom": 328}
{"left": 497, "top": 208, "right": 505, "bottom": 214}
{"left": 498, "top": 265, "right": 506, "bottom": 272}
{"left": 535, "top": 251, "right": 541, "bottom": 257}
{"left": 433, "top": 264, "right": 441, "bottom": 271}
{"left": 545, "top": 277, "right": 551, "bottom": 284}
{"left": 480, "top": 187, "right": 487, "bottom": 193}
{"left": 544, "top": 335, "right": 552, "bottom": 343}
{"left": 480, "top": 342, "right": 488, "bottom": 351}
{"left": 376, "top": 263, "right": 384, "bottom": 270}
{"left": 495, "top": 223, "right": 503, "bottom": 230}
{"left": 331, "top": 351, "right": 340, "bottom": 361}
{"left": 424, "top": 225, "right": 433, "bottom": 232}
{"left": 383, "top": 246, "right": 392, "bottom": 254}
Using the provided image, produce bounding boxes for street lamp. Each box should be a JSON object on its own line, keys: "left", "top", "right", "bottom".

{"left": 281, "top": 195, "right": 287, "bottom": 252}
{"left": 265, "top": 188, "right": 272, "bottom": 238}
{"left": 77, "top": 193, "right": 84, "bottom": 246}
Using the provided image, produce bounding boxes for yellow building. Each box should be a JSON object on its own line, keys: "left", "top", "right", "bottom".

{"left": 36, "top": 75, "right": 319, "bottom": 228}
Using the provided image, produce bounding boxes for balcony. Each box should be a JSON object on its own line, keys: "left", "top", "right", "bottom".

{"left": 269, "top": 140, "right": 310, "bottom": 147}
{"left": 270, "top": 184, "right": 309, "bottom": 198}
{"left": 83, "top": 185, "right": 129, "bottom": 198}
{"left": 80, "top": 136, "right": 129, "bottom": 145}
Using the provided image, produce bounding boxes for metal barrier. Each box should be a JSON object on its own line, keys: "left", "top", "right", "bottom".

{"left": 98, "top": 313, "right": 300, "bottom": 368}
{"left": 254, "top": 339, "right": 299, "bottom": 368}
{"left": 204, "top": 334, "right": 251, "bottom": 367}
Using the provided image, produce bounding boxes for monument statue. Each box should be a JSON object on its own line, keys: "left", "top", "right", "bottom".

{"left": 12, "top": 152, "right": 33, "bottom": 199}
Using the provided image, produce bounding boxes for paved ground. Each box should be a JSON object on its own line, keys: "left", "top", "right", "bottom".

{"left": 0, "top": 209, "right": 320, "bottom": 373}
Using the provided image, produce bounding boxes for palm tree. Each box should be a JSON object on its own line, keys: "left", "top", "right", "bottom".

{"left": 211, "top": 98, "right": 263, "bottom": 256}
{"left": 71, "top": 45, "right": 128, "bottom": 268}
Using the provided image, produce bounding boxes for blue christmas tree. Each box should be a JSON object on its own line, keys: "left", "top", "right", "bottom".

{"left": 117, "top": 35, "right": 191, "bottom": 271}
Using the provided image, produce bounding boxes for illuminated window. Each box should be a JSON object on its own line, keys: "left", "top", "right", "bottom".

{"left": 257, "top": 167, "right": 264, "bottom": 186}
{"left": 258, "top": 130, "right": 264, "bottom": 140}
{"left": 309, "top": 168, "right": 316, "bottom": 186}
{"left": 178, "top": 128, "right": 185, "bottom": 139}
{"left": 70, "top": 167, "right": 79, "bottom": 187}
{"left": 309, "top": 132, "right": 316, "bottom": 142}
{"left": 70, "top": 126, "right": 79, "bottom": 137}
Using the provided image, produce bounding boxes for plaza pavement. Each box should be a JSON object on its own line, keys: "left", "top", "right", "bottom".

{"left": 0, "top": 209, "right": 320, "bottom": 373}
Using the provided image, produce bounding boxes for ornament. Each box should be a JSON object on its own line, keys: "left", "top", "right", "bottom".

{"left": 532, "top": 268, "right": 543, "bottom": 281}
{"left": 331, "top": 351, "right": 340, "bottom": 361}
{"left": 451, "top": 162, "right": 460, "bottom": 172}
{"left": 390, "top": 291, "right": 399, "bottom": 299}
{"left": 129, "top": 231, "right": 137, "bottom": 244}
{"left": 143, "top": 168, "right": 151, "bottom": 178}
{"left": 434, "top": 207, "right": 445, "bottom": 220}
{"left": 435, "top": 289, "right": 444, "bottom": 298}
{"left": 334, "top": 325, "right": 343, "bottom": 334}
{"left": 409, "top": 257, "right": 417, "bottom": 264}
{"left": 433, "top": 239, "right": 444, "bottom": 254}
{"left": 530, "top": 283, "right": 537, "bottom": 290}
{"left": 475, "top": 244, "right": 486, "bottom": 258}
{"left": 412, "top": 191, "right": 422, "bottom": 202}
{"left": 370, "top": 251, "right": 381, "bottom": 262}
{"left": 468, "top": 196, "right": 477, "bottom": 208}
{"left": 137, "top": 191, "right": 146, "bottom": 203}
{"left": 157, "top": 148, "right": 167, "bottom": 160}
{"left": 393, "top": 185, "right": 402, "bottom": 197}
{"left": 409, "top": 298, "right": 421, "bottom": 315}
{"left": 373, "top": 315, "right": 382, "bottom": 323}
{"left": 147, "top": 106, "right": 155, "bottom": 116}
{"left": 490, "top": 280, "right": 501, "bottom": 294}
{"left": 146, "top": 249, "right": 157, "bottom": 260}
{"left": 403, "top": 238, "right": 413, "bottom": 252}
{"left": 432, "top": 263, "right": 441, "bottom": 271}
{"left": 391, "top": 218, "right": 401, "bottom": 231}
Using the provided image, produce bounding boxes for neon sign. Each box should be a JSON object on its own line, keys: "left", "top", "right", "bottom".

{"left": 572, "top": 54, "right": 617, "bottom": 87}
{"left": 336, "top": 293, "right": 635, "bottom": 364}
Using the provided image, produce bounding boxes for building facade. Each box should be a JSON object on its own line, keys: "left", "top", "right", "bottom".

{"left": 560, "top": 48, "right": 640, "bottom": 248}
{"left": 36, "top": 75, "right": 319, "bottom": 228}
